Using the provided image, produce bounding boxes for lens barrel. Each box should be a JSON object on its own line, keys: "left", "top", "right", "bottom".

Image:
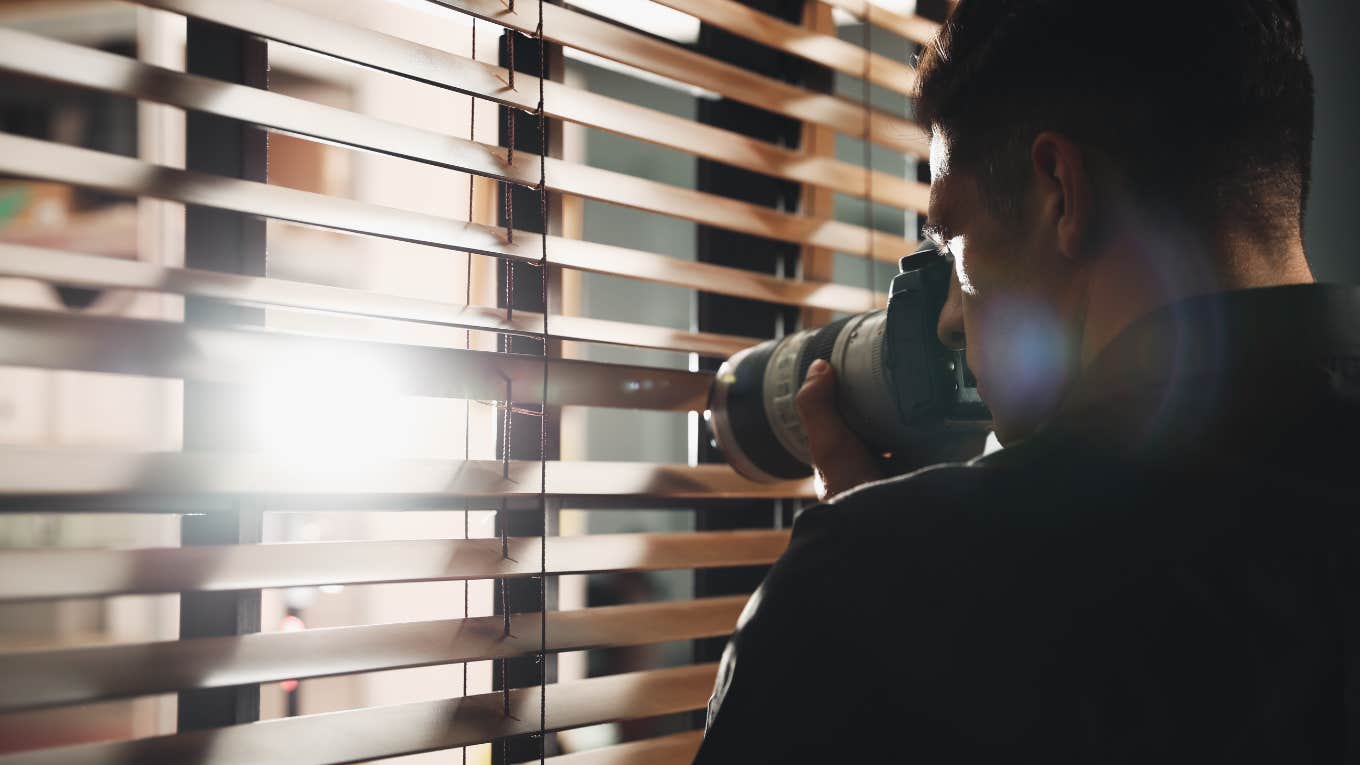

{"left": 708, "top": 336, "right": 815, "bottom": 482}
{"left": 709, "top": 311, "right": 900, "bottom": 482}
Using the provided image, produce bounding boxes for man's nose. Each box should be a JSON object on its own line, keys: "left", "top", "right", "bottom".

{"left": 936, "top": 271, "right": 966, "bottom": 350}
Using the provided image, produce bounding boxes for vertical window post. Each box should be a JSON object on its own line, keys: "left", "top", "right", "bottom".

{"left": 177, "top": 19, "right": 269, "bottom": 732}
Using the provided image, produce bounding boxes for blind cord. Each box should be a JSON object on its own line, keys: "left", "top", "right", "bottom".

{"left": 504, "top": 111, "right": 516, "bottom": 247}
{"left": 462, "top": 19, "right": 477, "bottom": 765}
{"left": 535, "top": 0, "right": 550, "bottom": 759}
{"left": 500, "top": 24, "right": 519, "bottom": 765}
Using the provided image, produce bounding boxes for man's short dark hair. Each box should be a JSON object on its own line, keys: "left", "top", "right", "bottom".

{"left": 914, "top": 0, "right": 1314, "bottom": 236}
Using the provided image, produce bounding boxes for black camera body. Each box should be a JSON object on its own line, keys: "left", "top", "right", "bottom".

{"left": 884, "top": 244, "right": 988, "bottom": 430}
{"left": 708, "top": 242, "right": 990, "bottom": 483}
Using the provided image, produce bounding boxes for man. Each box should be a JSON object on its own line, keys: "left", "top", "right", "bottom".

{"left": 695, "top": 1, "right": 1359, "bottom": 762}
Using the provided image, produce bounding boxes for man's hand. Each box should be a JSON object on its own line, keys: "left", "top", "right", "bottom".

{"left": 795, "top": 359, "right": 884, "bottom": 500}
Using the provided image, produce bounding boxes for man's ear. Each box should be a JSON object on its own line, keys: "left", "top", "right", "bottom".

{"left": 1030, "top": 131, "right": 1089, "bottom": 262}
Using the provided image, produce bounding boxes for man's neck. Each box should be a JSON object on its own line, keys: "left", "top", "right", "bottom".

{"left": 1078, "top": 225, "right": 1313, "bottom": 369}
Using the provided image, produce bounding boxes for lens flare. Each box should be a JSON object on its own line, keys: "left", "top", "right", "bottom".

{"left": 246, "top": 351, "right": 405, "bottom": 471}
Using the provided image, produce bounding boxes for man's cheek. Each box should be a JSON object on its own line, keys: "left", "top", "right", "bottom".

{"left": 973, "top": 296, "right": 1074, "bottom": 415}
{"left": 960, "top": 299, "right": 985, "bottom": 384}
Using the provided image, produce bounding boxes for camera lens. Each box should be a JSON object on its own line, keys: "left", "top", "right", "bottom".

{"left": 708, "top": 311, "right": 902, "bottom": 482}
{"left": 707, "top": 243, "right": 990, "bottom": 484}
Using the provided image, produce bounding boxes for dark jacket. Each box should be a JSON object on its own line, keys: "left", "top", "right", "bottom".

{"left": 695, "top": 285, "right": 1360, "bottom": 763}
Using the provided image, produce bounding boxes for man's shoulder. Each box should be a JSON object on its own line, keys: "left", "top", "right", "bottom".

{"left": 832, "top": 457, "right": 1000, "bottom": 507}
{"left": 778, "top": 456, "right": 1040, "bottom": 583}
{"left": 809, "top": 450, "right": 1040, "bottom": 535}
{"left": 783, "top": 443, "right": 1163, "bottom": 585}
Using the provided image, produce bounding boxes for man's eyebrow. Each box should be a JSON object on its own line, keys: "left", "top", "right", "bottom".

{"left": 921, "top": 220, "right": 951, "bottom": 244}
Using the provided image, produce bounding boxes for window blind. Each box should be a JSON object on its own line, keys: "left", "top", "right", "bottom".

{"left": 0, "top": 0, "right": 935, "bottom": 762}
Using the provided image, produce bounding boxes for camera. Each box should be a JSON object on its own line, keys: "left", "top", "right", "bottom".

{"left": 708, "top": 241, "right": 992, "bottom": 483}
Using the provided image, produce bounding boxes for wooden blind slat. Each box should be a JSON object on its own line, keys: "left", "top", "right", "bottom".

{"left": 0, "top": 597, "right": 746, "bottom": 711}
{"left": 0, "top": 306, "right": 709, "bottom": 411}
{"left": 558, "top": 157, "right": 914, "bottom": 261}
{"left": 545, "top": 730, "right": 705, "bottom": 765}
{"left": 531, "top": 235, "right": 883, "bottom": 313}
{"left": 818, "top": 0, "right": 943, "bottom": 45}
{"left": 0, "top": 448, "right": 813, "bottom": 508}
{"left": 139, "top": 0, "right": 929, "bottom": 200}
{"left": 653, "top": 0, "right": 917, "bottom": 95}
{"left": 0, "top": 245, "right": 758, "bottom": 357}
{"left": 0, "top": 451, "right": 810, "bottom": 502}
{"left": 424, "top": 0, "right": 919, "bottom": 155}
{"left": 0, "top": 530, "right": 790, "bottom": 601}
{"left": 0, "top": 664, "right": 718, "bottom": 765}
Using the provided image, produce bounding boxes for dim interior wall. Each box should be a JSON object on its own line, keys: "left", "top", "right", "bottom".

{"left": 1298, "top": 0, "right": 1360, "bottom": 285}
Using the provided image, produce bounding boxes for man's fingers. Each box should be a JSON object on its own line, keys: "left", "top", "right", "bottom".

{"left": 795, "top": 359, "right": 883, "bottom": 499}
{"left": 795, "top": 359, "right": 853, "bottom": 464}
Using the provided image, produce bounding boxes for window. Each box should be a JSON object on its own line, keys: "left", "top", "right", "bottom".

{"left": 0, "top": 0, "right": 937, "bottom": 761}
